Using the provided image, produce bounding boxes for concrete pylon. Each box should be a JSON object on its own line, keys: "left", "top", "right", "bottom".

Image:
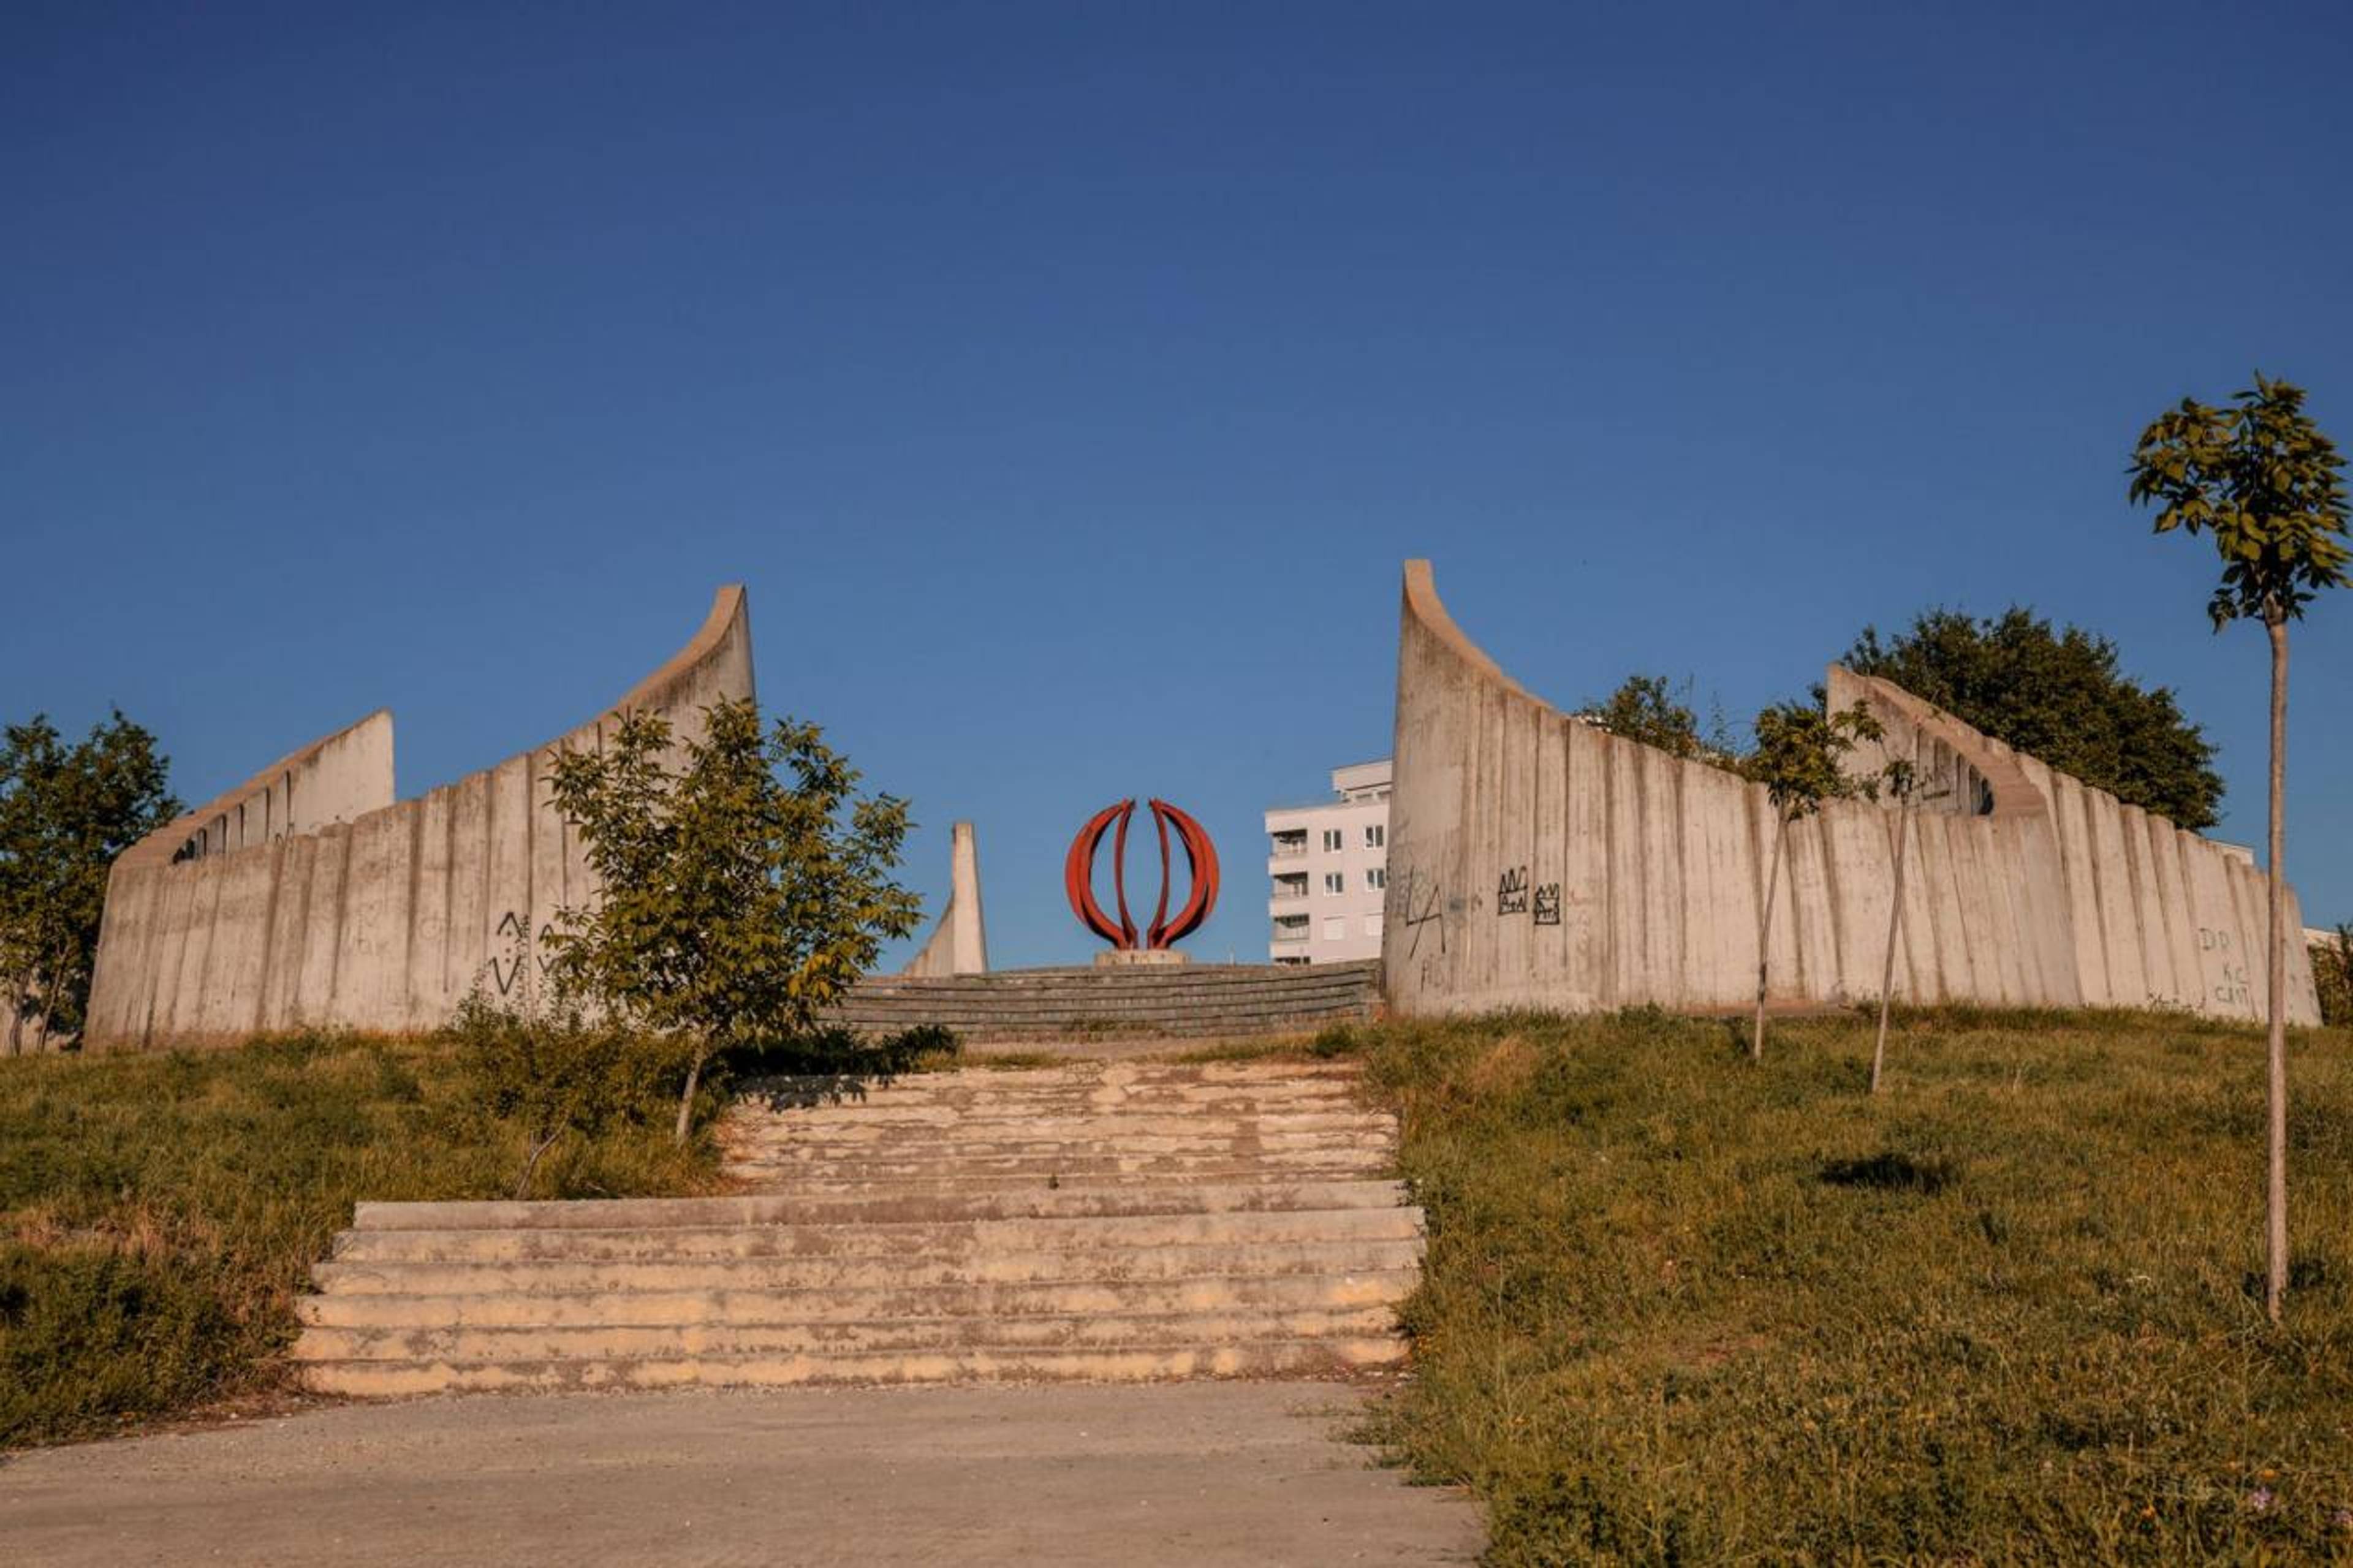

{"left": 901, "top": 822, "right": 988, "bottom": 977}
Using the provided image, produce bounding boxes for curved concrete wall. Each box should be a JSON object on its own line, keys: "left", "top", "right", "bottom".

{"left": 901, "top": 821, "right": 988, "bottom": 977}
{"left": 84, "top": 588, "right": 756, "bottom": 1049}
{"left": 1382, "top": 561, "right": 2319, "bottom": 1026}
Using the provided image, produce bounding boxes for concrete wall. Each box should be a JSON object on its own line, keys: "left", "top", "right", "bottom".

{"left": 1382, "top": 561, "right": 2321, "bottom": 1026}
{"left": 83, "top": 588, "right": 757, "bottom": 1050}
{"left": 901, "top": 821, "right": 989, "bottom": 977}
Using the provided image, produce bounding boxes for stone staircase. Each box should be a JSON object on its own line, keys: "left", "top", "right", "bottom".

{"left": 293, "top": 1060, "right": 1420, "bottom": 1396}
{"left": 834, "top": 960, "right": 1382, "bottom": 1043}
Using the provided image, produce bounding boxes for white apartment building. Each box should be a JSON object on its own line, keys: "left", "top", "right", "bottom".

{"left": 1265, "top": 759, "right": 1390, "bottom": 964}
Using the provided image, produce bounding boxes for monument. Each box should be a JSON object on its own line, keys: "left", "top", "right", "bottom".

{"left": 1063, "top": 798, "right": 1221, "bottom": 966}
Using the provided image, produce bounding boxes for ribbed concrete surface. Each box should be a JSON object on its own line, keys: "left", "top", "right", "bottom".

{"left": 293, "top": 1061, "right": 1419, "bottom": 1396}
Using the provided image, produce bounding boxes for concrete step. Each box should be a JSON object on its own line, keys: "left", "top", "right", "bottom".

{"left": 311, "top": 1237, "right": 1429, "bottom": 1297}
{"left": 349, "top": 1181, "right": 1411, "bottom": 1233}
{"left": 738, "top": 1167, "right": 1392, "bottom": 1192}
{"left": 297, "top": 1336, "right": 1408, "bottom": 1396}
{"left": 726, "top": 1149, "right": 1392, "bottom": 1179}
{"left": 732, "top": 1108, "right": 1391, "bottom": 1134}
{"left": 332, "top": 1207, "right": 1425, "bottom": 1265}
{"left": 294, "top": 1304, "right": 1400, "bottom": 1362}
{"left": 729, "top": 1131, "right": 1387, "bottom": 1162}
{"left": 298, "top": 1268, "right": 1422, "bottom": 1330}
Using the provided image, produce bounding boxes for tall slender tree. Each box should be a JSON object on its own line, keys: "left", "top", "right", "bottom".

{"left": 1745, "top": 699, "right": 1881, "bottom": 1062}
{"left": 2129, "top": 373, "right": 2350, "bottom": 1323}
{"left": 1868, "top": 753, "right": 1949, "bottom": 1095}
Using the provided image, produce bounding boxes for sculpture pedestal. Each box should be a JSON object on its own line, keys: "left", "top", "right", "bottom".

{"left": 1094, "top": 949, "right": 1188, "bottom": 969}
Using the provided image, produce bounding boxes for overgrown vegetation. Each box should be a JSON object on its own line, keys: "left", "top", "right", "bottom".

{"left": 0, "top": 1031, "right": 717, "bottom": 1450}
{"left": 547, "top": 698, "right": 921, "bottom": 1143}
{"left": 2318, "top": 925, "right": 2353, "bottom": 1029}
{"left": 0, "top": 710, "right": 178, "bottom": 1050}
{"left": 1355, "top": 1007, "right": 2353, "bottom": 1563}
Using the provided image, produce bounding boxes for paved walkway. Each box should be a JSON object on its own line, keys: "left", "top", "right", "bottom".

{"left": 1, "top": 1382, "right": 1480, "bottom": 1566}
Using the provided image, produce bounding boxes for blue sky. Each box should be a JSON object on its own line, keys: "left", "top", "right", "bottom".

{"left": 7, "top": 1, "right": 2351, "bottom": 967}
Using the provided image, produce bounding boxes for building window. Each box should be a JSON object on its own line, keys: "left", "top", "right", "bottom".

{"left": 1322, "top": 917, "right": 1347, "bottom": 942}
{"left": 1321, "top": 828, "right": 1343, "bottom": 853}
{"left": 1363, "top": 914, "right": 1384, "bottom": 937}
{"left": 1323, "top": 872, "right": 1345, "bottom": 895}
{"left": 1365, "top": 867, "right": 1386, "bottom": 890}
{"left": 1365, "top": 824, "right": 1385, "bottom": 849}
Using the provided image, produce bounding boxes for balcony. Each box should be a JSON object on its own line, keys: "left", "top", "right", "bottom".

{"left": 1268, "top": 839, "right": 1308, "bottom": 861}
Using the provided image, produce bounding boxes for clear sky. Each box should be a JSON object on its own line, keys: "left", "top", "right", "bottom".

{"left": 7, "top": 2, "right": 2351, "bottom": 969}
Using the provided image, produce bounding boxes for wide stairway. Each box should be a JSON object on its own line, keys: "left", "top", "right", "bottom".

{"left": 293, "top": 1060, "right": 1421, "bottom": 1395}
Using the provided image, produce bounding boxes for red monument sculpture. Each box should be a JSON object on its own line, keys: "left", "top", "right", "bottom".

{"left": 1063, "top": 798, "right": 1220, "bottom": 955}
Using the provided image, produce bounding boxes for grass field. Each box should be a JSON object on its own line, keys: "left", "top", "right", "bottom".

{"left": 0, "top": 1032, "right": 717, "bottom": 1450}
{"left": 1348, "top": 1007, "right": 2353, "bottom": 1564}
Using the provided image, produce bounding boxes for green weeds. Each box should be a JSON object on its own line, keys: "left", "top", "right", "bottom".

{"left": 0, "top": 1031, "right": 715, "bottom": 1449}
{"left": 1358, "top": 1007, "right": 2353, "bottom": 1562}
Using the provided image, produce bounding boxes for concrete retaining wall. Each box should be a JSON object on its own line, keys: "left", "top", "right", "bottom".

{"left": 83, "top": 588, "right": 757, "bottom": 1049}
{"left": 837, "top": 961, "right": 1382, "bottom": 1042}
{"left": 1382, "top": 561, "right": 2321, "bottom": 1026}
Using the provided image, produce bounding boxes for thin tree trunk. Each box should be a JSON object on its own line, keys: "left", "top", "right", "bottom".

{"left": 1872, "top": 799, "right": 1912, "bottom": 1096}
{"left": 2265, "top": 613, "right": 2290, "bottom": 1324}
{"left": 674, "top": 1051, "right": 705, "bottom": 1146}
{"left": 1752, "top": 812, "right": 1788, "bottom": 1062}
{"left": 5, "top": 969, "right": 26, "bottom": 1056}
{"left": 514, "top": 1128, "right": 564, "bottom": 1200}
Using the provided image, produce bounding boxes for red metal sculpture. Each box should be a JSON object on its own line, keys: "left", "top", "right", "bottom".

{"left": 1063, "top": 798, "right": 1221, "bottom": 951}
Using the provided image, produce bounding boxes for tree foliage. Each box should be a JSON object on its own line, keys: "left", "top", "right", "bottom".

{"left": 1838, "top": 608, "right": 2223, "bottom": 830}
{"left": 1744, "top": 699, "right": 1880, "bottom": 1062}
{"left": 545, "top": 698, "right": 920, "bottom": 1141}
{"left": 2129, "top": 372, "right": 2351, "bottom": 629}
{"left": 2316, "top": 925, "right": 2353, "bottom": 1031}
{"left": 1744, "top": 699, "right": 1882, "bottom": 821}
{"left": 0, "top": 711, "right": 179, "bottom": 1049}
{"left": 1585, "top": 674, "right": 1702, "bottom": 758}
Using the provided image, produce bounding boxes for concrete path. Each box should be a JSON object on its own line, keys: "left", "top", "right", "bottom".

{"left": 1, "top": 1382, "right": 1481, "bottom": 1566}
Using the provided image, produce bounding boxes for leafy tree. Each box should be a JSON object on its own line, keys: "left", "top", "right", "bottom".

{"left": 2129, "top": 372, "right": 2351, "bottom": 1324}
{"left": 545, "top": 699, "right": 921, "bottom": 1143}
{"left": 2315, "top": 924, "right": 2353, "bottom": 1030}
{"left": 1745, "top": 699, "right": 1881, "bottom": 1062}
{"left": 1583, "top": 674, "right": 1739, "bottom": 765}
{"left": 1838, "top": 608, "right": 2222, "bottom": 830}
{"left": 1586, "top": 675, "right": 1701, "bottom": 758}
{"left": 0, "top": 712, "right": 179, "bottom": 1051}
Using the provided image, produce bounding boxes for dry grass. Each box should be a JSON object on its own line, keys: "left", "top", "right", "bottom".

{"left": 1351, "top": 1005, "right": 2353, "bottom": 1563}
{"left": 0, "top": 1031, "right": 717, "bottom": 1450}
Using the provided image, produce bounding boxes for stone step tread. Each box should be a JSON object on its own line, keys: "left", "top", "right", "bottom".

{"left": 732, "top": 1169, "right": 1393, "bottom": 1192}
{"left": 297, "top": 1268, "right": 1423, "bottom": 1328}
{"left": 310, "top": 1238, "right": 1429, "bottom": 1295}
{"left": 726, "top": 1135, "right": 1388, "bottom": 1161}
{"left": 296, "top": 1336, "right": 1408, "bottom": 1396}
{"left": 724, "top": 1149, "right": 1393, "bottom": 1172}
{"left": 732, "top": 1106, "right": 1390, "bottom": 1127}
{"left": 332, "top": 1208, "right": 1425, "bottom": 1263}
{"left": 349, "top": 1181, "right": 1410, "bottom": 1232}
{"left": 291, "top": 1305, "right": 1400, "bottom": 1361}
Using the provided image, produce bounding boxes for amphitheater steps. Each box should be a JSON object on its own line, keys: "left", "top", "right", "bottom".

{"left": 293, "top": 1061, "right": 1420, "bottom": 1396}
{"left": 832, "top": 960, "right": 1381, "bottom": 1042}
